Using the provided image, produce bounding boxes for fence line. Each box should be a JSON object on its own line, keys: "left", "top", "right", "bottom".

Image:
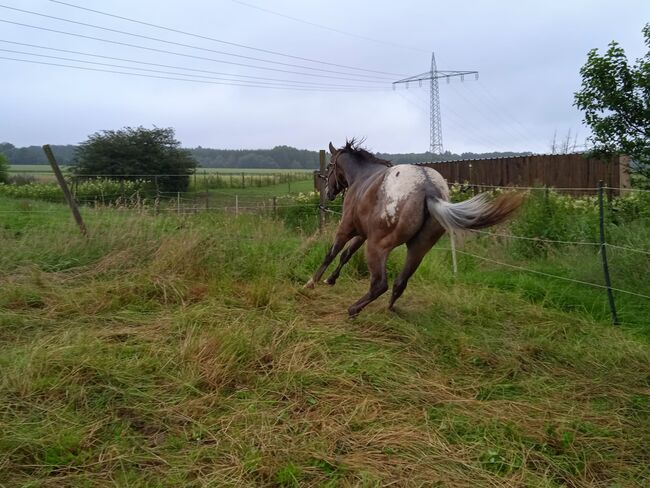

{"left": 605, "top": 243, "right": 650, "bottom": 256}
{"left": 445, "top": 248, "right": 650, "bottom": 300}
{"left": 468, "top": 229, "right": 601, "bottom": 246}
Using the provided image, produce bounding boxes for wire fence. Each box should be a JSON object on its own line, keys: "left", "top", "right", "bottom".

{"left": 2, "top": 177, "right": 649, "bottom": 324}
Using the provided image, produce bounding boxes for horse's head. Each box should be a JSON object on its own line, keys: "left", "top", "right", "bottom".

{"left": 325, "top": 141, "right": 348, "bottom": 200}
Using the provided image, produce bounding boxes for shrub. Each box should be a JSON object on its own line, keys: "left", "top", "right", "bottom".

{"left": 0, "top": 153, "right": 8, "bottom": 184}
{"left": 71, "top": 126, "right": 197, "bottom": 193}
{"left": 0, "top": 179, "right": 148, "bottom": 203}
{"left": 509, "top": 190, "right": 599, "bottom": 257}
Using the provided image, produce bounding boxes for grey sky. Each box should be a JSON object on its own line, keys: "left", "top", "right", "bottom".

{"left": 1, "top": 0, "right": 648, "bottom": 154}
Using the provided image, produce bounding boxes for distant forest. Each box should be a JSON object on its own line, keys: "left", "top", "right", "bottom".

{"left": 1, "top": 142, "right": 531, "bottom": 169}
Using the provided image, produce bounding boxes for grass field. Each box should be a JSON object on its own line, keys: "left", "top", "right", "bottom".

{"left": 0, "top": 195, "right": 649, "bottom": 487}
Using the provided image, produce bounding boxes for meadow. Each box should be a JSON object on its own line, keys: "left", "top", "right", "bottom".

{"left": 0, "top": 186, "right": 649, "bottom": 487}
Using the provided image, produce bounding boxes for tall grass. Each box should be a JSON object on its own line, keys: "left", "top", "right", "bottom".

{"left": 0, "top": 196, "right": 649, "bottom": 486}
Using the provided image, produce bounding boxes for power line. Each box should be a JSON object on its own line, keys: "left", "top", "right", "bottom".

{"left": 229, "top": 0, "right": 427, "bottom": 53}
{"left": 396, "top": 90, "right": 504, "bottom": 151}
{"left": 0, "top": 39, "right": 381, "bottom": 86}
{"left": 0, "top": 19, "right": 391, "bottom": 83}
{"left": 405, "top": 86, "right": 508, "bottom": 151}
{"left": 48, "top": 0, "right": 406, "bottom": 77}
{"left": 0, "top": 5, "right": 395, "bottom": 80}
{"left": 393, "top": 52, "right": 478, "bottom": 154}
{"left": 460, "top": 82, "right": 537, "bottom": 147}
{"left": 446, "top": 81, "right": 532, "bottom": 149}
{"left": 0, "top": 48, "right": 390, "bottom": 89}
{"left": 0, "top": 56, "right": 390, "bottom": 92}
{"left": 476, "top": 80, "right": 535, "bottom": 140}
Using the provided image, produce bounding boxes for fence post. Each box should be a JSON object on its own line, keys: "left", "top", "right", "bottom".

{"left": 598, "top": 180, "right": 619, "bottom": 325}
{"left": 272, "top": 196, "right": 277, "bottom": 217}
{"left": 318, "top": 149, "right": 326, "bottom": 233}
{"left": 241, "top": 172, "right": 245, "bottom": 188}
{"left": 177, "top": 191, "right": 180, "bottom": 214}
{"left": 235, "top": 195, "right": 239, "bottom": 216}
{"left": 42, "top": 144, "right": 88, "bottom": 237}
{"left": 203, "top": 171, "right": 209, "bottom": 211}
{"left": 154, "top": 175, "right": 160, "bottom": 215}
{"left": 450, "top": 233, "right": 458, "bottom": 276}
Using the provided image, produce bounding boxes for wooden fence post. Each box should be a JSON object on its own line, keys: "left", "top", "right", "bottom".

{"left": 319, "top": 149, "right": 326, "bottom": 233}
{"left": 598, "top": 180, "right": 619, "bottom": 325}
{"left": 42, "top": 144, "right": 88, "bottom": 237}
{"left": 235, "top": 195, "right": 239, "bottom": 216}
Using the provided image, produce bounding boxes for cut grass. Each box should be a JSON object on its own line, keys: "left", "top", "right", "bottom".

{"left": 1, "top": 197, "right": 649, "bottom": 486}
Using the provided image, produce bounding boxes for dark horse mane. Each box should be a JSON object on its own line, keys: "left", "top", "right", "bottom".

{"left": 340, "top": 138, "right": 392, "bottom": 167}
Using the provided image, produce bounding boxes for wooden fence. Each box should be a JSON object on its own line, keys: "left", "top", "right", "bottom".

{"left": 417, "top": 154, "right": 630, "bottom": 194}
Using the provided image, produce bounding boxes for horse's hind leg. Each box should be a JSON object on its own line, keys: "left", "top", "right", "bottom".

{"left": 348, "top": 244, "right": 390, "bottom": 316}
{"left": 389, "top": 221, "right": 445, "bottom": 310}
{"left": 324, "top": 236, "right": 365, "bottom": 285}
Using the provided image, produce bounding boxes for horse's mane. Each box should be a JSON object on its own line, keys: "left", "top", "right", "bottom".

{"left": 341, "top": 138, "right": 392, "bottom": 167}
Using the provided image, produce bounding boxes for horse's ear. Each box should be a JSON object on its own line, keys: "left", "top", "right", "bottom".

{"left": 329, "top": 142, "right": 338, "bottom": 155}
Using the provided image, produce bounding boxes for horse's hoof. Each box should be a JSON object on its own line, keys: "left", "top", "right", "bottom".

{"left": 348, "top": 306, "right": 361, "bottom": 317}
{"left": 323, "top": 277, "right": 336, "bottom": 286}
{"left": 304, "top": 279, "right": 315, "bottom": 289}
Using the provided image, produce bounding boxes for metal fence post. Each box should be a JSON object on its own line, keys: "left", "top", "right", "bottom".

{"left": 598, "top": 180, "right": 619, "bottom": 325}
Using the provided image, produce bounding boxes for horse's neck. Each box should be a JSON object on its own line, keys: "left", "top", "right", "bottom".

{"left": 344, "top": 161, "right": 387, "bottom": 188}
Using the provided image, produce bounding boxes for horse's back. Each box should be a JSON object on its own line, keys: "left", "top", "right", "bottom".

{"left": 379, "top": 165, "right": 448, "bottom": 222}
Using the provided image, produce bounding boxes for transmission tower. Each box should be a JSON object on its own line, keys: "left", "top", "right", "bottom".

{"left": 393, "top": 52, "right": 478, "bottom": 155}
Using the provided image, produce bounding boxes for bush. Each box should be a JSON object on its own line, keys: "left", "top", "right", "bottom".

{"left": 71, "top": 126, "right": 197, "bottom": 193}
{"left": 0, "top": 153, "right": 8, "bottom": 184}
{"left": 8, "top": 174, "right": 37, "bottom": 186}
{"left": 275, "top": 191, "right": 343, "bottom": 232}
{"left": 0, "top": 179, "right": 148, "bottom": 203}
{"left": 509, "top": 190, "right": 599, "bottom": 257}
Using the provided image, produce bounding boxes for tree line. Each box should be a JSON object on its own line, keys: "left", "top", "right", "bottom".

{"left": 1, "top": 141, "right": 530, "bottom": 169}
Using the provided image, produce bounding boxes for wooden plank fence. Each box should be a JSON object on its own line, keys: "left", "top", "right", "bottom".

{"left": 418, "top": 154, "right": 631, "bottom": 195}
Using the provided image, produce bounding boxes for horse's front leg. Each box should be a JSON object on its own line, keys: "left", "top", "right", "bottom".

{"left": 324, "top": 236, "right": 366, "bottom": 286}
{"left": 305, "top": 229, "right": 356, "bottom": 289}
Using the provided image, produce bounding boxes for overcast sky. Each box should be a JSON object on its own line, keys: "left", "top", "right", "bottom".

{"left": 1, "top": 0, "right": 648, "bottom": 154}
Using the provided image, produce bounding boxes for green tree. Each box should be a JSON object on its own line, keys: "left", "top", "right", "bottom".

{"left": 71, "top": 126, "right": 197, "bottom": 192}
{"left": 574, "top": 23, "right": 650, "bottom": 178}
{"left": 0, "top": 152, "right": 8, "bottom": 183}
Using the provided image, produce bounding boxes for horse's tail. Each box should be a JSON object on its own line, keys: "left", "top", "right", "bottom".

{"left": 427, "top": 192, "right": 523, "bottom": 233}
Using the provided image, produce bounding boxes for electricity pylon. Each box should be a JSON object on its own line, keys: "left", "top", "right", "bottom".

{"left": 393, "top": 52, "right": 478, "bottom": 155}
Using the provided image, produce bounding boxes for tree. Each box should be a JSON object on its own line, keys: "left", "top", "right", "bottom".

{"left": 574, "top": 24, "right": 650, "bottom": 178}
{"left": 71, "top": 126, "right": 197, "bottom": 192}
{"left": 0, "top": 152, "right": 8, "bottom": 183}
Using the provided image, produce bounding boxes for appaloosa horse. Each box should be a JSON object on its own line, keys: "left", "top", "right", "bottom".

{"left": 305, "top": 140, "right": 523, "bottom": 316}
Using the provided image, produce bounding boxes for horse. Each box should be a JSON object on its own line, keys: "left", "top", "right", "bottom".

{"left": 305, "top": 139, "right": 524, "bottom": 317}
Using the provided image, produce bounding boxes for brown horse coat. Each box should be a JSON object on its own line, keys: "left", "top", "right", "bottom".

{"left": 306, "top": 140, "right": 523, "bottom": 316}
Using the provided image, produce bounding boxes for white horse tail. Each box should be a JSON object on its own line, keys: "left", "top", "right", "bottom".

{"left": 427, "top": 192, "right": 523, "bottom": 232}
